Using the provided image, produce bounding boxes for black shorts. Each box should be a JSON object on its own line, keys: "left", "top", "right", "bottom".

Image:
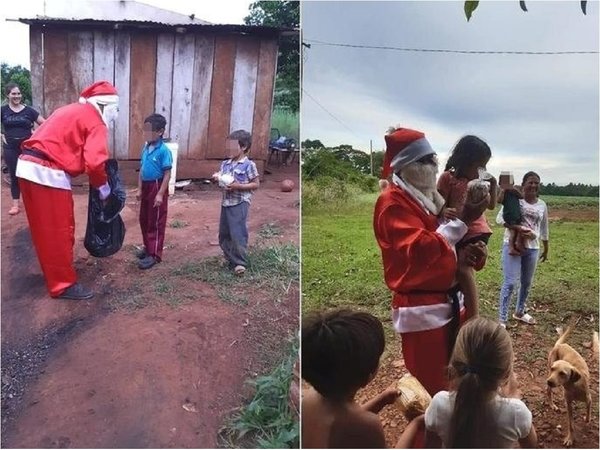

{"left": 456, "top": 233, "right": 491, "bottom": 250}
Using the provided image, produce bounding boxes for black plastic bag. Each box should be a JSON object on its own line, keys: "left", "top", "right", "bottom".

{"left": 84, "top": 159, "right": 126, "bottom": 257}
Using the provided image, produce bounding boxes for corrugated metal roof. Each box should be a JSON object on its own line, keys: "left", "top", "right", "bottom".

{"left": 15, "top": 17, "right": 296, "bottom": 36}
{"left": 21, "top": 0, "right": 212, "bottom": 25}
{"left": 10, "top": 0, "right": 298, "bottom": 36}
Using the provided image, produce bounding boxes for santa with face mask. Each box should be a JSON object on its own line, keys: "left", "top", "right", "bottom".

{"left": 16, "top": 81, "right": 119, "bottom": 300}
{"left": 373, "top": 126, "right": 487, "bottom": 398}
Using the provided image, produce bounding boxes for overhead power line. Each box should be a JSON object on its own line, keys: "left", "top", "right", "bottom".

{"left": 302, "top": 88, "right": 363, "bottom": 142}
{"left": 304, "top": 38, "right": 599, "bottom": 55}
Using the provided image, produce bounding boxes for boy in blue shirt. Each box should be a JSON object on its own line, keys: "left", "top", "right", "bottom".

{"left": 136, "top": 113, "right": 172, "bottom": 269}
{"left": 212, "top": 130, "right": 259, "bottom": 275}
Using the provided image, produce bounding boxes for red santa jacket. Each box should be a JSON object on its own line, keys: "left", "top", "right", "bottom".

{"left": 20, "top": 102, "right": 108, "bottom": 188}
{"left": 374, "top": 182, "right": 462, "bottom": 333}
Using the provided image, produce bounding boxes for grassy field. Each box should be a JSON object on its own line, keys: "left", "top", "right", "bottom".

{"left": 271, "top": 108, "right": 299, "bottom": 142}
{"left": 302, "top": 194, "right": 599, "bottom": 332}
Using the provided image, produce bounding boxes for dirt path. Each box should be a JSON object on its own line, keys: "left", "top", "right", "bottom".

{"left": 358, "top": 325, "right": 599, "bottom": 449}
{"left": 1, "top": 165, "right": 299, "bottom": 448}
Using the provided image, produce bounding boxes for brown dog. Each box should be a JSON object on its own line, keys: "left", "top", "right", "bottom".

{"left": 546, "top": 325, "right": 592, "bottom": 447}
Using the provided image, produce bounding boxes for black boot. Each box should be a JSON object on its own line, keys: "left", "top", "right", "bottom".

{"left": 58, "top": 283, "right": 94, "bottom": 300}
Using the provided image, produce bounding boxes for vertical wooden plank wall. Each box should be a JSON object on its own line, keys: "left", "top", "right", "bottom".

{"left": 67, "top": 31, "right": 94, "bottom": 95}
{"left": 251, "top": 39, "right": 279, "bottom": 161}
{"left": 33, "top": 27, "right": 278, "bottom": 173}
{"left": 29, "top": 26, "right": 44, "bottom": 117}
{"left": 42, "top": 30, "right": 70, "bottom": 116}
{"left": 93, "top": 30, "right": 116, "bottom": 153}
{"left": 187, "top": 34, "right": 215, "bottom": 160}
{"left": 170, "top": 33, "right": 195, "bottom": 158}
{"left": 230, "top": 37, "right": 259, "bottom": 134}
{"left": 206, "top": 35, "right": 237, "bottom": 158}
{"left": 113, "top": 32, "right": 131, "bottom": 160}
{"left": 155, "top": 33, "right": 175, "bottom": 139}
{"left": 128, "top": 33, "right": 157, "bottom": 159}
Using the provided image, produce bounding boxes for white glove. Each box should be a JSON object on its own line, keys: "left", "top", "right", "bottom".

{"left": 98, "top": 182, "right": 111, "bottom": 200}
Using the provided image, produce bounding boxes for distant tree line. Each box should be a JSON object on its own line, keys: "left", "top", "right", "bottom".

{"left": 539, "top": 182, "right": 598, "bottom": 197}
{"left": 302, "top": 139, "right": 599, "bottom": 198}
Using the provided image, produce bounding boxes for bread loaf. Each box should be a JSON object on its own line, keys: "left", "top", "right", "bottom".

{"left": 395, "top": 374, "right": 432, "bottom": 420}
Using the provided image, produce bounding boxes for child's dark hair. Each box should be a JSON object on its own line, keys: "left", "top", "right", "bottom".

{"left": 447, "top": 317, "right": 513, "bottom": 448}
{"left": 229, "top": 129, "right": 252, "bottom": 152}
{"left": 301, "top": 309, "right": 385, "bottom": 400}
{"left": 445, "top": 135, "right": 491, "bottom": 177}
{"left": 4, "top": 83, "right": 19, "bottom": 97}
{"left": 144, "top": 113, "right": 167, "bottom": 133}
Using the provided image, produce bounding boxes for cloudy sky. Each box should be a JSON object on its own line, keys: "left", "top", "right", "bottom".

{"left": 0, "top": 0, "right": 252, "bottom": 67}
{"left": 302, "top": 1, "right": 599, "bottom": 185}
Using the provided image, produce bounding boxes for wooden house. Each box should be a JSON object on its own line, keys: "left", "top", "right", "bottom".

{"left": 16, "top": 0, "right": 294, "bottom": 182}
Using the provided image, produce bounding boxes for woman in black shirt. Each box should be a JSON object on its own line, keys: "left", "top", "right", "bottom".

{"left": 1, "top": 82, "right": 45, "bottom": 215}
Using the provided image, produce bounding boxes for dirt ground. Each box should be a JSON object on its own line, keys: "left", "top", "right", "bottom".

{"left": 0, "top": 163, "right": 299, "bottom": 448}
{"left": 356, "top": 322, "right": 599, "bottom": 449}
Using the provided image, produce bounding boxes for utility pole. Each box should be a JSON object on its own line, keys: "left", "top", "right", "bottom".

{"left": 370, "top": 140, "right": 373, "bottom": 176}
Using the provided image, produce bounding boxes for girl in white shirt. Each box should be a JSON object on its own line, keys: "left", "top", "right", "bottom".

{"left": 424, "top": 317, "right": 537, "bottom": 448}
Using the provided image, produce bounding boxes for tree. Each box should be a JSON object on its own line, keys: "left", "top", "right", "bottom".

{"left": 301, "top": 139, "right": 325, "bottom": 149}
{"left": 245, "top": 1, "right": 299, "bottom": 112}
{"left": 1, "top": 64, "right": 32, "bottom": 105}
{"left": 464, "top": 1, "right": 588, "bottom": 21}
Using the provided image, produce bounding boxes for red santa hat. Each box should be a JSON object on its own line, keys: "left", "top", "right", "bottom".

{"left": 79, "top": 81, "right": 119, "bottom": 105}
{"left": 381, "top": 126, "right": 436, "bottom": 179}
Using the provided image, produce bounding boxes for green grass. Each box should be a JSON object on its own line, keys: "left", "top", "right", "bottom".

{"left": 302, "top": 193, "right": 599, "bottom": 344}
{"left": 541, "top": 195, "right": 598, "bottom": 209}
{"left": 258, "top": 222, "right": 284, "bottom": 239}
{"left": 169, "top": 219, "right": 188, "bottom": 228}
{"left": 220, "top": 338, "right": 299, "bottom": 449}
{"left": 271, "top": 108, "right": 299, "bottom": 143}
{"left": 173, "top": 244, "right": 299, "bottom": 305}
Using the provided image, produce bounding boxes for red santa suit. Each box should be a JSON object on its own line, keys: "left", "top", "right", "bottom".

{"left": 16, "top": 81, "right": 118, "bottom": 298}
{"left": 374, "top": 127, "right": 468, "bottom": 397}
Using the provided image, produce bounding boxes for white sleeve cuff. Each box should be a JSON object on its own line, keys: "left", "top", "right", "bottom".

{"left": 436, "top": 219, "right": 468, "bottom": 247}
{"left": 98, "top": 182, "right": 111, "bottom": 200}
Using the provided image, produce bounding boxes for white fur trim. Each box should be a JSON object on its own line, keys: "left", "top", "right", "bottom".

{"left": 79, "top": 97, "right": 86, "bottom": 104}
{"left": 392, "top": 292, "right": 464, "bottom": 333}
{"left": 436, "top": 220, "right": 468, "bottom": 247}
{"left": 87, "top": 94, "right": 119, "bottom": 105}
{"left": 386, "top": 124, "right": 404, "bottom": 135}
{"left": 16, "top": 159, "right": 72, "bottom": 190}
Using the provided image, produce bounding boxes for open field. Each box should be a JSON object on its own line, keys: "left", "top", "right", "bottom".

{"left": 302, "top": 193, "right": 599, "bottom": 448}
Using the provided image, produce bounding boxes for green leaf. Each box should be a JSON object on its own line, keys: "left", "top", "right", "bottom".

{"left": 520, "top": 1, "right": 528, "bottom": 12}
{"left": 464, "top": 1, "right": 479, "bottom": 21}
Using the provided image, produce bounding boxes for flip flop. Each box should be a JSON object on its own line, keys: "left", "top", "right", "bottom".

{"left": 513, "top": 313, "right": 536, "bottom": 325}
{"left": 234, "top": 265, "right": 246, "bottom": 276}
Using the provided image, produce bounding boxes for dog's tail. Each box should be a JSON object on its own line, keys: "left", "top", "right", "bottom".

{"left": 554, "top": 317, "right": 580, "bottom": 347}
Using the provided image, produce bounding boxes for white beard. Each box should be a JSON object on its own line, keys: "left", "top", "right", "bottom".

{"left": 399, "top": 162, "right": 445, "bottom": 215}
{"left": 101, "top": 103, "right": 119, "bottom": 127}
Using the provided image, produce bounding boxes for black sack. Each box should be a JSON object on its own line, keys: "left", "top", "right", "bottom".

{"left": 84, "top": 159, "right": 126, "bottom": 257}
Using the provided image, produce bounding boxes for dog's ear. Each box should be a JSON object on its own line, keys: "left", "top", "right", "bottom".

{"left": 569, "top": 368, "right": 581, "bottom": 383}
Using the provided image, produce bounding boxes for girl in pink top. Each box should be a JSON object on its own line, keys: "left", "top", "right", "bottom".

{"left": 437, "top": 135, "right": 498, "bottom": 320}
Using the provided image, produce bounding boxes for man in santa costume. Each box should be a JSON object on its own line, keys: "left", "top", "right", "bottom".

{"left": 16, "top": 81, "right": 119, "bottom": 300}
{"left": 373, "top": 126, "right": 487, "bottom": 396}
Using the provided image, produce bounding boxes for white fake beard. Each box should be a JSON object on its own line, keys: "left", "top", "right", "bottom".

{"left": 401, "top": 161, "right": 438, "bottom": 195}
{"left": 400, "top": 162, "right": 445, "bottom": 215}
{"left": 101, "top": 103, "right": 119, "bottom": 127}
